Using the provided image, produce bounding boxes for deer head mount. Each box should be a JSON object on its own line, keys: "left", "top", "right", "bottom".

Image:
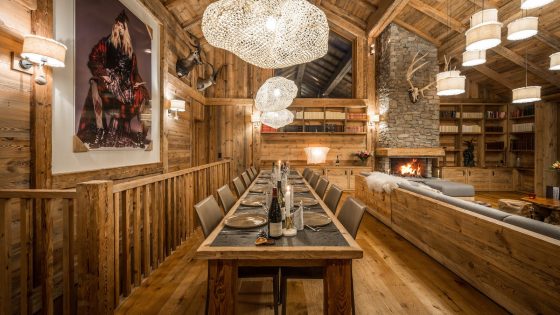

{"left": 406, "top": 52, "right": 436, "bottom": 103}
{"left": 197, "top": 63, "right": 224, "bottom": 92}
{"left": 176, "top": 42, "right": 203, "bottom": 78}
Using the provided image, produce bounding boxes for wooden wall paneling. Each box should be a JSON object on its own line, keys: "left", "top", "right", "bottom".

{"left": 0, "top": 0, "right": 31, "bottom": 38}
{"left": 535, "top": 102, "right": 559, "bottom": 197}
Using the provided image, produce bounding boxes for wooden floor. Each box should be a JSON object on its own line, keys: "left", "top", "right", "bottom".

{"left": 115, "top": 192, "right": 520, "bottom": 315}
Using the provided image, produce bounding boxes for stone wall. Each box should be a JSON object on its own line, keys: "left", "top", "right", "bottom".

{"left": 376, "top": 23, "right": 440, "bottom": 148}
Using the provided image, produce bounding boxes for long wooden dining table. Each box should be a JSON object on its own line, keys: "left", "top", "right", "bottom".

{"left": 195, "top": 170, "right": 363, "bottom": 314}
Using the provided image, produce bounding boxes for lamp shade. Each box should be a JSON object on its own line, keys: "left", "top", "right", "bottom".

{"left": 550, "top": 52, "right": 560, "bottom": 70}
{"left": 436, "top": 70, "right": 466, "bottom": 96}
{"left": 255, "top": 77, "right": 298, "bottom": 112}
{"left": 512, "top": 86, "right": 541, "bottom": 103}
{"left": 170, "top": 99, "right": 186, "bottom": 111}
{"left": 21, "top": 35, "right": 67, "bottom": 67}
{"left": 462, "top": 50, "right": 486, "bottom": 67}
{"left": 304, "top": 147, "right": 329, "bottom": 164}
{"left": 465, "top": 9, "right": 502, "bottom": 51}
{"left": 260, "top": 109, "right": 294, "bottom": 129}
{"left": 521, "top": 0, "right": 554, "bottom": 9}
{"left": 507, "top": 17, "right": 538, "bottom": 41}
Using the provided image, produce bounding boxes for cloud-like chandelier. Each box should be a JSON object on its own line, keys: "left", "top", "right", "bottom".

{"left": 202, "top": 0, "right": 329, "bottom": 69}
{"left": 255, "top": 77, "right": 298, "bottom": 112}
{"left": 261, "top": 109, "right": 294, "bottom": 129}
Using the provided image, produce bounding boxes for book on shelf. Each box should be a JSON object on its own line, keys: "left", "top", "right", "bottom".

{"left": 462, "top": 112, "right": 484, "bottom": 119}
{"left": 486, "top": 141, "right": 504, "bottom": 150}
{"left": 440, "top": 111, "right": 458, "bottom": 119}
{"left": 346, "top": 113, "right": 367, "bottom": 120}
{"left": 345, "top": 125, "right": 365, "bottom": 133}
{"left": 485, "top": 126, "right": 503, "bottom": 133}
{"left": 511, "top": 123, "right": 534, "bottom": 133}
{"left": 486, "top": 111, "right": 506, "bottom": 119}
{"left": 439, "top": 125, "right": 459, "bottom": 133}
{"left": 262, "top": 125, "right": 277, "bottom": 133}
{"left": 325, "top": 111, "right": 346, "bottom": 120}
{"left": 510, "top": 105, "right": 535, "bottom": 118}
{"left": 303, "top": 111, "right": 324, "bottom": 120}
{"left": 461, "top": 124, "right": 482, "bottom": 133}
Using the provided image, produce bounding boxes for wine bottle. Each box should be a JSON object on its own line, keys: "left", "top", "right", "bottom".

{"left": 268, "top": 187, "right": 283, "bottom": 239}
{"left": 335, "top": 155, "right": 340, "bottom": 166}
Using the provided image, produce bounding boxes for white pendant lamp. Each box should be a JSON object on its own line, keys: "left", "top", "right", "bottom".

{"left": 465, "top": 9, "right": 502, "bottom": 51}
{"left": 462, "top": 50, "right": 486, "bottom": 67}
{"left": 521, "top": 0, "right": 554, "bottom": 10}
{"left": 255, "top": 77, "right": 298, "bottom": 112}
{"left": 202, "top": 0, "right": 329, "bottom": 69}
{"left": 260, "top": 109, "right": 294, "bottom": 129}
{"left": 507, "top": 17, "right": 538, "bottom": 41}
{"left": 550, "top": 52, "right": 560, "bottom": 70}
{"left": 512, "top": 51, "right": 541, "bottom": 103}
{"left": 437, "top": 70, "right": 466, "bottom": 96}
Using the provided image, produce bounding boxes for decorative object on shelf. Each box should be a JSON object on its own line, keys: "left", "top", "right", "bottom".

{"left": 512, "top": 51, "right": 541, "bottom": 103}
{"left": 202, "top": 0, "right": 329, "bottom": 69}
{"left": 197, "top": 63, "right": 224, "bottom": 91}
{"left": 255, "top": 77, "right": 298, "bottom": 112}
{"left": 251, "top": 111, "right": 262, "bottom": 128}
{"left": 176, "top": 43, "right": 202, "bottom": 78}
{"left": 261, "top": 109, "right": 294, "bottom": 129}
{"left": 463, "top": 139, "right": 476, "bottom": 167}
{"left": 465, "top": 8, "right": 502, "bottom": 51}
{"left": 169, "top": 99, "right": 186, "bottom": 120}
{"left": 551, "top": 161, "right": 560, "bottom": 172}
{"left": 550, "top": 52, "right": 560, "bottom": 70}
{"left": 20, "top": 35, "right": 67, "bottom": 85}
{"left": 406, "top": 52, "right": 436, "bottom": 103}
{"left": 354, "top": 150, "right": 372, "bottom": 166}
{"left": 437, "top": 56, "right": 466, "bottom": 96}
{"left": 304, "top": 147, "right": 330, "bottom": 164}
{"left": 521, "top": 0, "right": 554, "bottom": 10}
{"left": 462, "top": 50, "right": 486, "bottom": 67}
{"left": 507, "top": 16, "right": 538, "bottom": 41}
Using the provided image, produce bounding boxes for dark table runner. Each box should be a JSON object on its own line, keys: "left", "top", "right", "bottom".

{"left": 211, "top": 173, "right": 348, "bottom": 247}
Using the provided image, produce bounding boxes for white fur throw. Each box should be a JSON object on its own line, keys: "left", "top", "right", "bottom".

{"left": 366, "top": 172, "right": 407, "bottom": 193}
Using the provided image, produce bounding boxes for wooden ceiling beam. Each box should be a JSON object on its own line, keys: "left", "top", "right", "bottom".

{"left": 164, "top": 0, "right": 183, "bottom": 9}
{"left": 320, "top": 5, "right": 366, "bottom": 39}
{"left": 473, "top": 65, "right": 516, "bottom": 90}
{"left": 322, "top": 51, "right": 353, "bottom": 96}
{"left": 394, "top": 18, "right": 441, "bottom": 46}
{"left": 296, "top": 64, "right": 307, "bottom": 97}
{"left": 408, "top": 0, "right": 466, "bottom": 33}
{"left": 536, "top": 29, "right": 560, "bottom": 51}
{"left": 181, "top": 18, "right": 200, "bottom": 31}
{"left": 366, "top": 0, "right": 410, "bottom": 38}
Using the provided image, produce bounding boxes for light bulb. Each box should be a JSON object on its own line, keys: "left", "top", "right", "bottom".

{"left": 265, "top": 16, "right": 277, "bottom": 31}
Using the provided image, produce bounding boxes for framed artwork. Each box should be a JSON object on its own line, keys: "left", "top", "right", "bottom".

{"left": 52, "top": 0, "right": 161, "bottom": 174}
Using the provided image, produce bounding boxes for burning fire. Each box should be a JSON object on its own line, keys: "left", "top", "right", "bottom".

{"left": 399, "top": 159, "right": 422, "bottom": 176}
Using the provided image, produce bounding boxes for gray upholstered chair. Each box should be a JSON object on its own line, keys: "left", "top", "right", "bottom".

{"left": 315, "top": 177, "right": 329, "bottom": 199}
{"left": 251, "top": 166, "right": 258, "bottom": 176}
{"left": 217, "top": 184, "right": 237, "bottom": 213}
{"left": 194, "top": 195, "right": 280, "bottom": 314}
{"left": 247, "top": 168, "right": 256, "bottom": 181}
{"left": 324, "top": 185, "right": 343, "bottom": 212}
{"left": 304, "top": 169, "right": 314, "bottom": 182}
{"left": 241, "top": 171, "right": 252, "bottom": 187}
{"left": 233, "top": 177, "right": 246, "bottom": 197}
{"left": 308, "top": 172, "right": 320, "bottom": 189}
{"left": 280, "top": 197, "right": 366, "bottom": 314}
{"left": 302, "top": 168, "right": 311, "bottom": 179}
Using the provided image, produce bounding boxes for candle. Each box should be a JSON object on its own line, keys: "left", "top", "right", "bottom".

{"left": 285, "top": 186, "right": 292, "bottom": 214}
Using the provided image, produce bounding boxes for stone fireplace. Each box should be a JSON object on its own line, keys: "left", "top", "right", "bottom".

{"left": 374, "top": 23, "right": 442, "bottom": 177}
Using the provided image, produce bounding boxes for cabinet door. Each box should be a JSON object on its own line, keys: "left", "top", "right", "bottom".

{"left": 441, "top": 168, "right": 467, "bottom": 183}
{"left": 466, "top": 169, "right": 492, "bottom": 191}
{"left": 326, "top": 169, "right": 349, "bottom": 190}
{"left": 490, "top": 169, "right": 514, "bottom": 191}
{"left": 348, "top": 168, "right": 370, "bottom": 190}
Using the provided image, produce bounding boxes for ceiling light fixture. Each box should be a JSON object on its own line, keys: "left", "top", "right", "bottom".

{"left": 550, "top": 52, "right": 560, "bottom": 70}
{"left": 465, "top": 8, "right": 502, "bottom": 51}
{"left": 512, "top": 50, "right": 541, "bottom": 103}
{"left": 520, "top": 0, "right": 554, "bottom": 10}
{"left": 202, "top": 0, "right": 329, "bottom": 69}
{"left": 255, "top": 77, "right": 298, "bottom": 112}
{"left": 462, "top": 50, "right": 486, "bottom": 67}
{"left": 507, "top": 16, "right": 538, "bottom": 41}
{"left": 261, "top": 109, "right": 294, "bottom": 129}
{"left": 438, "top": 0, "right": 465, "bottom": 96}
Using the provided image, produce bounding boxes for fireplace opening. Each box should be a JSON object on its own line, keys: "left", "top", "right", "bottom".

{"left": 390, "top": 158, "right": 429, "bottom": 177}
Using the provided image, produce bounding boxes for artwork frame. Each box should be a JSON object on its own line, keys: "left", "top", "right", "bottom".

{"left": 52, "top": 0, "right": 162, "bottom": 174}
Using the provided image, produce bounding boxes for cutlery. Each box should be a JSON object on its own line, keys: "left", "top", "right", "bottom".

{"left": 305, "top": 225, "right": 321, "bottom": 232}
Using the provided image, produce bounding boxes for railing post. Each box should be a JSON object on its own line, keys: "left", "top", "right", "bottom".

{"left": 76, "top": 181, "right": 115, "bottom": 315}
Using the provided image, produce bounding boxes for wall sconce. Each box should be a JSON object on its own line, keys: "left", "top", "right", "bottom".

{"left": 304, "top": 147, "right": 330, "bottom": 164}
{"left": 169, "top": 99, "right": 186, "bottom": 120}
{"left": 20, "top": 35, "right": 67, "bottom": 85}
{"left": 368, "top": 114, "right": 380, "bottom": 127}
{"left": 251, "top": 111, "right": 262, "bottom": 128}
{"left": 370, "top": 43, "right": 375, "bottom": 55}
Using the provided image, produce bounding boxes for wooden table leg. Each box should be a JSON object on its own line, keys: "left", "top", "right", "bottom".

{"left": 323, "top": 259, "right": 353, "bottom": 315}
{"left": 207, "top": 259, "right": 238, "bottom": 315}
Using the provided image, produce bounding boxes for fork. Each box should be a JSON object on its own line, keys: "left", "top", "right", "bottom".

{"left": 305, "top": 225, "right": 321, "bottom": 232}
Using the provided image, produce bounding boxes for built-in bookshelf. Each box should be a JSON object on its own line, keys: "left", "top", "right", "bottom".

{"left": 261, "top": 106, "right": 368, "bottom": 135}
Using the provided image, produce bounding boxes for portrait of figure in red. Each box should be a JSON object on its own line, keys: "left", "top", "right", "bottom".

{"left": 75, "top": 2, "right": 153, "bottom": 150}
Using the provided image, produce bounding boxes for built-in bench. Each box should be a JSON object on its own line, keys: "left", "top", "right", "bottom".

{"left": 355, "top": 174, "right": 560, "bottom": 315}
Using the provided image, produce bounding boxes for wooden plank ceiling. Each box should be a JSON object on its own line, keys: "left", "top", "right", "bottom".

{"left": 161, "top": 0, "right": 560, "bottom": 101}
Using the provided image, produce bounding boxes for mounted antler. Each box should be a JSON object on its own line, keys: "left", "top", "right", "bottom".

{"left": 406, "top": 52, "right": 436, "bottom": 103}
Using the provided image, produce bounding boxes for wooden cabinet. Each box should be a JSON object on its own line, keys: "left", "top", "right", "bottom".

{"left": 325, "top": 167, "right": 371, "bottom": 191}
{"left": 441, "top": 167, "right": 513, "bottom": 191}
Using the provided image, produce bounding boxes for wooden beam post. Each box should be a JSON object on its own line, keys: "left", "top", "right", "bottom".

{"left": 76, "top": 180, "right": 115, "bottom": 315}
{"left": 366, "top": 0, "right": 410, "bottom": 38}
{"left": 322, "top": 51, "right": 352, "bottom": 96}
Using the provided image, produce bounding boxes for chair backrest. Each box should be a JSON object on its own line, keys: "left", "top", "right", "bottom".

{"left": 217, "top": 184, "right": 237, "bottom": 213}
{"left": 251, "top": 166, "right": 258, "bottom": 175}
{"left": 324, "top": 184, "right": 343, "bottom": 212}
{"left": 247, "top": 168, "right": 255, "bottom": 180}
{"left": 302, "top": 168, "right": 311, "bottom": 179}
{"left": 308, "top": 172, "right": 320, "bottom": 189}
{"left": 194, "top": 195, "right": 224, "bottom": 238}
{"left": 337, "top": 197, "right": 366, "bottom": 239}
{"left": 233, "top": 177, "right": 246, "bottom": 197}
{"left": 315, "top": 177, "right": 329, "bottom": 199}
{"left": 241, "top": 172, "right": 252, "bottom": 187}
{"left": 304, "top": 169, "right": 314, "bottom": 182}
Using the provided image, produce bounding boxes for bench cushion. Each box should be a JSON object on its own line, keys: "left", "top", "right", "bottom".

{"left": 421, "top": 179, "right": 475, "bottom": 197}
{"left": 504, "top": 215, "right": 560, "bottom": 241}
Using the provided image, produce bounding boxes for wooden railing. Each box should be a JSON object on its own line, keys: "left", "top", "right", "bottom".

{"left": 0, "top": 160, "right": 232, "bottom": 315}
